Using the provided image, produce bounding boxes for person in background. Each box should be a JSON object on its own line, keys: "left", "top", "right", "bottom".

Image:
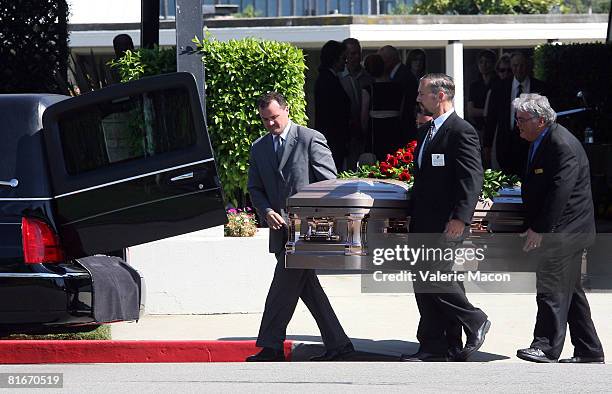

{"left": 315, "top": 40, "right": 351, "bottom": 171}
{"left": 378, "top": 45, "right": 418, "bottom": 141}
{"left": 361, "top": 54, "right": 404, "bottom": 160}
{"left": 415, "top": 104, "right": 433, "bottom": 129}
{"left": 484, "top": 52, "right": 547, "bottom": 177}
{"left": 340, "top": 38, "right": 374, "bottom": 170}
{"left": 494, "top": 54, "right": 512, "bottom": 81}
{"left": 112, "top": 34, "right": 134, "bottom": 59}
{"left": 407, "top": 49, "right": 427, "bottom": 81}
{"left": 467, "top": 50, "right": 497, "bottom": 148}
{"left": 467, "top": 50, "right": 497, "bottom": 144}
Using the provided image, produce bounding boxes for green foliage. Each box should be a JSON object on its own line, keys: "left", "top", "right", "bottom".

{"left": 108, "top": 46, "right": 177, "bottom": 82}
{"left": 4, "top": 325, "right": 111, "bottom": 340}
{"left": 0, "top": 0, "right": 69, "bottom": 93}
{"left": 392, "top": 1, "right": 414, "bottom": 14}
{"left": 411, "top": 0, "right": 559, "bottom": 14}
{"left": 194, "top": 36, "right": 308, "bottom": 206}
{"left": 560, "top": 0, "right": 610, "bottom": 13}
{"left": 233, "top": 4, "right": 262, "bottom": 17}
{"left": 534, "top": 42, "right": 612, "bottom": 143}
{"left": 481, "top": 169, "right": 520, "bottom": 201}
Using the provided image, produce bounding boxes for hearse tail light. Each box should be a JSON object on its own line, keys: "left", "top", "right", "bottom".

{"left": 21, "top": 217, "right": 65, "bottom": 264}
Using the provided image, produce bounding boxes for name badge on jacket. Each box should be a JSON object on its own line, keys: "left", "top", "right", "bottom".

{"left": 432, "top": 154, "right": 445, "bottom": 167}
{"left": 534, "top": 168, "right": 544, "bottom": 174}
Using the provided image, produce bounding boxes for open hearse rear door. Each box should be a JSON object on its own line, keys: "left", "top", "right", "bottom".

{"left": 42, "top": 72, "right": 227, "bottom": 258}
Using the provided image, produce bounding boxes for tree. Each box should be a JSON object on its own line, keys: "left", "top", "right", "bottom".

{"left": 0, "top": 0, "right": 69, "bottom": 93}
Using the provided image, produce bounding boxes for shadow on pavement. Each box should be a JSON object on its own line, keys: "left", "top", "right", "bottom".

{"left": 219, "top": 335, "right": 510, "bottom": 362}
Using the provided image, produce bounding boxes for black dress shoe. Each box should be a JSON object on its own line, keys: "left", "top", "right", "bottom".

{"left": 458, "top": 319, "right": 491, "bottom": 361}
{"left": 246, "top": 347, "right": 285, "bottom": 362}
{"left": 559, "top": 356, "right": 605, "bottom": 364}
{"left": 310, "top": 343, "right": 355, "bottom": 361}
{"left": 516, "top": 347, "right": 557, "bottom": 363}
{"left": 400, "top": 351, "right": 451, "bottom": 362}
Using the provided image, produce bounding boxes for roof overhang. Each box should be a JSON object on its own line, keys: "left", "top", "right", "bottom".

{"left": 68, "top": 14, "right": 608, "bottom": 52}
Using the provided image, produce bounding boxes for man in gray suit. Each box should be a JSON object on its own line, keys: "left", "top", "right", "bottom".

{"left": 246, "top": 92, "right": 354, "bottom": 362}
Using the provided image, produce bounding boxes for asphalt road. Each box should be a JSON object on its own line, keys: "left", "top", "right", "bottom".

{"left": 1, "top": 362, "right": 610, "bottom": 393}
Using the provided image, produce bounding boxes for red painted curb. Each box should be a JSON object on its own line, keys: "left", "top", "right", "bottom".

{"left": 0, "top": 340, "right": 293, "bottom": 364}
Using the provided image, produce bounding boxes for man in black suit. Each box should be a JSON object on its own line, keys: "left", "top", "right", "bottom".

{"left": 245, "top": 92, "right": 354, "bottom": 362}
{"left": 514, "top": 93, "right": 604, "bottom": 364}
{"left": 378, "top": 45, "right": 418, "bottom": 141}
{"left": 315, "top": 40, "right": 351, "bottom": 171}
{"left": 403, "top": 73, "right": 490, "bottom": 362}
{"left": 484, "top": 52, "right": 546, "bottom": 177}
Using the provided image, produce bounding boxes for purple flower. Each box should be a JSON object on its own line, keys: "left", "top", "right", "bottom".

{"left": 227, "top": 208, "right": 237, "bottom": 214}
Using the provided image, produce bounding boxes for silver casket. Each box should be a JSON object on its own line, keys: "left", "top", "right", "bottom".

{"left": 285, "top": 179, "right": 410, "bottom": 270}
{"left": 285, "top": 179, "right": 527, "bottom": 271}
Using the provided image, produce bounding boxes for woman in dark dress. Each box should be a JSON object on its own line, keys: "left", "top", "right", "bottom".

{"left": 361, "top": 54, "right": 404, "bottom": 161}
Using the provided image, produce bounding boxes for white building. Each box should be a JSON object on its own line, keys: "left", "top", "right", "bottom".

{"left": 66, "top": 0, "right": 608, "bottom": 116}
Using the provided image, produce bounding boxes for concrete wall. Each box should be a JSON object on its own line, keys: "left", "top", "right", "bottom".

{"left": 128, "top": 227, "right": 276, "bottom": 314}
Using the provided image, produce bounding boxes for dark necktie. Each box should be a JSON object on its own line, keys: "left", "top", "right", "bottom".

{"left": 527, "top": 143, "right": 535, "bottom": 166}
{"left": 418, "top": 123, "right": 435, "bottom": 168}
{"left": 516, "top": 83, "right": 523, "bottom": 98}
{"left": 275, "top": 135, "right": 284, "bottom": 164}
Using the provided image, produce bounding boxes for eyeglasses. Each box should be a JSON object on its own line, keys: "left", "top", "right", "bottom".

{"left": 497, "top": 68, "right": 511, "bottom": 73}
{"left": 515, "top": 116, "right": 538, "bottom": 124}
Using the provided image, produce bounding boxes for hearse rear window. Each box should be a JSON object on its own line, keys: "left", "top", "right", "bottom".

{"left": 58, "top": 88, "right": 196, "bottom": 175}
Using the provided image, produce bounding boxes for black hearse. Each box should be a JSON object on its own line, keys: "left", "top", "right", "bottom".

{"left": 0, "top": 72, "right": 226, "bottom": 335}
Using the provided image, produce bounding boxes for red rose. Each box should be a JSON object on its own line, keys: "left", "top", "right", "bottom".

{"left": 386, "top": 155, "right": 399, "bottom": 167}
{"left": 379, "top": 162, "right": 392, "bottom": 174}
{"left": 402, "top": 151, "right": 414, "bottom": 164}
{"left": 399, "top": 170, "right": 411, "bottom": 182}
{"left": 408, "top": 140, "right": 418, "bottom": 149}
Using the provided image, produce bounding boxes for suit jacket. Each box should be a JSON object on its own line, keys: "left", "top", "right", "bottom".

{"left": 522, "top": 123, "right": 595, "bottom": 252}
{"left": 484, "top": 77, "right": 547, "bottom": 177}
{"left": 247, "top": 123, "right": 337, "bottom": 253}
{"left": 410, "top": 112, "right": 484, "bottom": 234}
{"left": 314, "top": 68, "right": 351, "bottom": 150}
{"left": 390, "top": 63, "right": 419, "bottom": 140}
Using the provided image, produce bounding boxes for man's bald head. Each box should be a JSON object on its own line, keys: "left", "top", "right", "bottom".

{"left": 378, "top": 45, "right": 400, "bottom": 74}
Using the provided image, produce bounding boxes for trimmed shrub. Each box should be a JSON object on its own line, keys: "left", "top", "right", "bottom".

{"left": 194, "top": 36, "right": 307, "bottom": 206}
{"left": 0, "top": 0, "right": 69, "bottom": 93}
{"left": 534, "top": 43, "right": 612, "bottom": 143}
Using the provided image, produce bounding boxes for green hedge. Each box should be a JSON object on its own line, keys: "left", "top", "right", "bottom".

{"left": 110, "top": 38, "right": 307, "bottom": 206}
{"left": 194, "top": 37, "right": 307, "bottom": 206}
{"left": 0, "top": 0, "right": 69, "bottom": 93}
{"left": 534, "top": 43, "right": 612, "bottom": 143}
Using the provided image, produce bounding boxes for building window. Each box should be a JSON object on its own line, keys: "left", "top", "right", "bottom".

{"left": 160, "top": 0, "right": 176, "bottom": 19}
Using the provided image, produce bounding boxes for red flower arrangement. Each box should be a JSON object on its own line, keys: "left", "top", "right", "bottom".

{"left": 339, "top": 141, "right": 418, "bottom": 185}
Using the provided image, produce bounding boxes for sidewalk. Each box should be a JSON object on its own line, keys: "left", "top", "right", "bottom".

{"left": 112, "top": 274, "right": 612, "bottom": 362}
